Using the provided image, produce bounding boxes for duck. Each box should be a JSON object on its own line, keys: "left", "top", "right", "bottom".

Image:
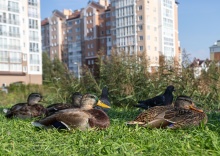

{"left": 95, "top": 86, "right": 111, "bottom": 113}
{"left": 3, "top": 93, "right": 47, "bottom": 119}
{"left": 46, "top": 92, "right": 82, "bottom": 115}
{"left": 127, "top": 95, "right": 207, "bottom": 129}
{"left": 32, "top": 94, "right": 111, "bottom": 130}
{"left": 134, "top": 85, "right": 175, "bottom": 109}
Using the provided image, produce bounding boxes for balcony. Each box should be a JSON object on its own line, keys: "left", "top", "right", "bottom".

{"left": 30, "top": 60, "right": 40, "bottom": 64}
{"left": 0, "top": 57, "right": 9, "bottom": 63}
{"left": 30, "top": 48, "right": 39, "bottom": 52}
{"left": 28, "top": 2, "right": 38, "bottom": 7}
{"left": 0, "top": 18, "right": 20, "bottom": 25}
{"left": 29, "top": 36, "right": 39, "bottom": 41}
{"left": 10, "top": 58, "right": 22, "bottom": 63}
{"left": 28, "top": 13, "right": 39, "bottom": 18}
{"left": 8, "top": 7, "right": 19, "bottom": 13}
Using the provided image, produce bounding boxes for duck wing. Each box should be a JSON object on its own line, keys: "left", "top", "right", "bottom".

{"left": 46, "top": 103, "right": 71, "bottom": 114}
{"left": 163, "top": 109, "right": 207, "bottom": 129}
{"left": 5, "top": 103, "right": 28, "bottom": 118}
{"left": 126, "top": 105, "right": 173, "bottom": 127}
{"left": 87, "top": 109, "right": 110, "bottom": 129}
{"left": 32, "top": 109, "right": 91, "bottom": 130}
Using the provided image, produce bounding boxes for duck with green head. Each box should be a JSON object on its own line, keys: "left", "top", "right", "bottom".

{"left": 4, "top": 93, "right": 47, "bottom": 119}
{"left": 32, "top": 94, "right": 111, "bottom": 130}
{"left": 126, "top": 95, "right": 207, "bottom": 129}
{"left": 46, "top": 92, "right": 82, "bottom": 116}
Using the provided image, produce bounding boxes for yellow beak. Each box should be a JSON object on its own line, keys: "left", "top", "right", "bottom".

{"left": 189, "top": 105, "right": 203, "bottom": 113}
{"left": 97, "top": 100, "right": 111, "bottom": 109}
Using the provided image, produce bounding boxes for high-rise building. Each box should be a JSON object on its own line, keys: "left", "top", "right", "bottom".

{"left": 111, "top": 0, "right": 181, "bottom": 71}
{"left": 0, "top": 0, "right": 42, "bottom": 86}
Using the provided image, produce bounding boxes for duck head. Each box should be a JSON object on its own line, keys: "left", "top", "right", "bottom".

{"left": 27, "top": 93, "right": 43, "bottom": 105}
{"left": 80, "top": 94, "right": 110, "bottom": 110}
{"left": 174, "top": 95, "right": 203, "bottom": 112}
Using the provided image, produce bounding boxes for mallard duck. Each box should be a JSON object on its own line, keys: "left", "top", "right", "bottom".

{"left": 32, "top": 94, "right": 111, "bottom": 130}
{"left": 127, "top": 95, "right": 207, "bottom": 129}
{"left": 134, "top": 85, "right": 175, "bottom": 109}
{"left": 95, "top": 86, "right": 111, "bottom": 113}
{"left": 46, "top": 92, "right": 82, "bottom": 115}
{"left": 4, "top": 93, "right": 47, "bottom": 119}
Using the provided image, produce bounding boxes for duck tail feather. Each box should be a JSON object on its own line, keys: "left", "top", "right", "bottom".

{"left": 32, "top": 121, "right": 47, "bottom": 128}
{"left": 3, "top": 108, "right": 9, "bottom": 114}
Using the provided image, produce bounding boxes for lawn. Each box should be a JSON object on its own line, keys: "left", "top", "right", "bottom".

{"left": 0, "top": 106, "right": 220, "bottom": 156}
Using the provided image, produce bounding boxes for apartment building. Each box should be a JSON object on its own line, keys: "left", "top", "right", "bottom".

{"left": 41, "top": 0, "right": 180, "bottom": 78}
{"left": 210, "top": 40, "right": 220, "bottom": 61}
{"left": 41, "top": 0, "right": 110, "bottom": 78}
{"left": 110, "top": 0, "right": 181, "bottom": 71}
{"left": 0, "top": 0, "right": 42, "bottom": 86}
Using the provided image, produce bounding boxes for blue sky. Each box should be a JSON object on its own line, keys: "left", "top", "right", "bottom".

{"left": 41, "top": 0, "right": 220, "bottom": 60}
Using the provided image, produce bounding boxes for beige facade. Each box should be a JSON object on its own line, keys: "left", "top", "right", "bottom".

{"left": 0, "top": 0, "right": 42, "bottom": 86}
{"left": 110, "top": 0, "right": 181, "bottom": 71}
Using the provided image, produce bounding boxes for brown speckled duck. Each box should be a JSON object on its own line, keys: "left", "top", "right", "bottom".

{"left": 4, "top": 93, "right": 47, "bottom": 119}
{"left": 32, "top": 94, "right": 111, "bottom": 130}
{"left": 46, "top": 92, "right": 82, "bottom": 115}
{"left": 126, "top": 95, "right": 207, "bottom": 129}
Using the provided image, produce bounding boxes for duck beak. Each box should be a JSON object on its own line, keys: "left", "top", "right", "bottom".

{"left": 189, "top": 105, "right": 203, "bottom": 113}
{"left": 97, "top": 100, "right": 111, "bottom": 108}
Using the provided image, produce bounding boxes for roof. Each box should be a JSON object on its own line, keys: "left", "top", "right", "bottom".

{"left": 67, "top": 11, "right": 81, "bottom": 21}
{"left": 41, "top": 18, "right": 49, "bottom": 26}
{"left": 190, "top": 59, "right": 211, "bottom": 67}
{"left": 53, "top": 10, "right": 66, "bottom": 19}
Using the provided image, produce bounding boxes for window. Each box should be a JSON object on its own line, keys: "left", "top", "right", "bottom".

{"left": 0, "top": 63, "right": 9, "bottom": 71}
{"left": 29, "top": 19, "right": 38, "bottom": 29}
{"left": 30, "top": 54, "right": 40, "bottom": 64}
{"left": 75, "top": 27, "right": 80, "bottom": 32}
{"left": 106, "top": 21, "right": 111, "bottom": 26}
{"left": 106, "top": 30, "right": 110, "bottom": 34}
{"left": 10, "top": 64, "right": 22, "bottom": 72}
{"left": 0, "top": 51, "right": 8, "bottom": 62}
{"left": 106, "top": 12, "right": 110, "bottom": 18}
{"left": 139, "top": 46, "right": 143, "bottom": 51}
{"left": 138, "top": 15, "right": 142, "bottom": 21}
{"left": 30, "top": 65, "right": 40, "bottom": 71}
{"left": 138, "top": 25, "right": 143, "bottom": 31}
{"left": 138, "top": 5, "right": 142, "bottom": 10}
{"left": 139, "top": 36, "right": 144, "bottom": 41}
{"left": 147, "top": 35, "right": 150, "bottom": 40}
{"left": 10, "top": 52, "right": 21, "bottom": 63}
{"left": 75, "top": 20, "right": 80, "bottom": 24}
{"left": 29, "top": 42, "right": 39, "bottom": 52}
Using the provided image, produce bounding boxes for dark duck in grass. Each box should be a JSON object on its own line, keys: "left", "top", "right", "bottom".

{"left": 134, "top": 85, "right": 175, "bottom": 109}
{"left": 3, "top": 93, "right": 47, "bottom": 119}
{"left": 95, "top": 86, "right": 111, "bottom": 113}
{"left": 32, "top": 94, "right": 111, "bottom": 130}
{"left": 127, "top": 95, "right": 207, "bottom": 129}
{"left": 46, "top": 92, "right": 82, "bottom": 115}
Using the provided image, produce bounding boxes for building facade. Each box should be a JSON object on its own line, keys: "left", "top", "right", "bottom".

{"left": 111, "top": 0, "right": 180, "bottom": 71}
{"left": 210, "top": 40, "right": 220, "bottom": 61}
{"left": 41, "top": 0, "right": 180, "bottom": 78}
{"left": 0, "top": 0, "right": 42, "bottom": 86}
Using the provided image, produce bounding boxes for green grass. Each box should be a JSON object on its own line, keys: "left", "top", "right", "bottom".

{"left": 0, "top": 107, "right": 220, "bottom": 156}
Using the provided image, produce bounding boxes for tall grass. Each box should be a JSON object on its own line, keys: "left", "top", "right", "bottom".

{"left": 1, "top": 52, "right": 220, "bottom": 110}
